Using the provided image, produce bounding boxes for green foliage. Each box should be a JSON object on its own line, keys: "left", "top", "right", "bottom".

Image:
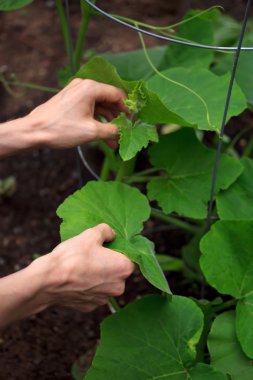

{"left": 217, "top": 157, "right": 253, "bottom": 220}
{"left": 75, "top": 55, "right": 190, "bottom": 128}
{"left": 57, "top": 66, "right": 72, "bottom": 88}
{"left": 57, "top": 181, "right": 170, "bottom": 294}
{"left": 113, "top": 113, "right": 158, "bottom": 161}
{"left": 71, "top": 355, "right": 86, "bottom": 380}
{"left": 85, "top": 295, "right": 226, "bottom": 380}
{"left": 101, "top": 46, "right": 167, "bottom": 81}
{"left": 47, "top": 5, "right": 253, "bottom": 377}
{"left": 181, "top": 229, "right": 205, "bottom": 276}
{"left": 208, "top": 312, "right": 253, "bottom": 379}
{"left": 147, "top": 129, "right": 243, "bottom": 218}
{"left": 200, "top": 221, "right": 253, "bottom": 358}
{"left": 0, "top": 176, "right": 16, "bottom": 198}
{"left": 75, "top": 56, "right": 132, "bottom": 93}
{"left": 76, "top": 56, "right": 247, "bottom": 132}
{"left": 156, "top": 254, "right": 184, "bottom": 272}
{"left": 213, "top": 34, "right": 253, "bottom": 103}
{"left": 164, "top": 9, "right": 217, "bottom": 69}
{"left": 0, "top": 0, "right": 33, "bottom": 10}
{"left": 124, "top": 81, "right": 147, "bottom": 113}
{"left": 213, "top": 14, "right": 242, "bottom": 46}
{"left": 147, "top": 66, "right": 247, "bottom": 131}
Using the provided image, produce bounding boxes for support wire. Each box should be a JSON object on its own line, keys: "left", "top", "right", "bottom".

{"left": 200, "top": 0, "right": 252, "bottom": 298}
{"left": 83, "top": 0, "right": 253, "bottom": 51}
{"left": 205, "top": 0, "right": 252, "bottom": 232}
{"left": 64, "top": 0, "right": 99, "bottom": 186}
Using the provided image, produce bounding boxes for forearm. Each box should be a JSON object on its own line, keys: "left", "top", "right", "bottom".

{"left": 0, "top": 115, "right": 46, "bottom": 158}
{"left": 0, "top": 256, "right": 53, "bottom": 331}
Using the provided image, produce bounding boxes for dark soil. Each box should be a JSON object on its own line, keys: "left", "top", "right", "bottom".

{"left": 0, "top": 0, "right": 253, "bottom": 379}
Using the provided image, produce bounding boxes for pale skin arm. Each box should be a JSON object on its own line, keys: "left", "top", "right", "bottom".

{"left": 0, "top": 224, "right": 135, "bottom": 331}
{"left": 0, "top": 80, "right": 134, "bottom": 331}
{"left": 0, "top": 78, "right": 127, "bottom": 157}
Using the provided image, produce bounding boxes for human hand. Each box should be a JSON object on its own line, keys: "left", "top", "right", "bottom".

{"left": 0, "top": 224, "right": 134, "bottom": 331}
{"left": 28, "top": 79, "right": 127, "bottom": 149}
{"left": 37, "top": 223, "right": 135, "bottom": 312}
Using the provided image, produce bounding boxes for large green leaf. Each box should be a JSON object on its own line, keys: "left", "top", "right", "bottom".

{"left": 156, "top": 254, "right": 184, "bottom": 272}
{"left": 217, "top": 157, "right": 253, "bottom": 220}
{"left": 101, "top": 46, "right": 167, "bottom": 81}
{"left": 75, "top": 56, "right": 191, "bottom": 125}
{"left": 112, "top": 113, "right": 158, "bottom": 161}
{"left": 200, "top": 221, "right": 253, "bottom": 358}
{"left": 147, "top": 129, "right": 243, "bottom": 219}
{"left": 57, "top": 181, "right": 170, "bottom": 294}
{"left": 212, "top": 34, "right": 253, "bottom": 104}
{"left": 85, "top": 294, "right": 226, "bottom": 380}
{"left": 76, "top": 56, "right": 246, "bottom": 132}
{"left": 181, "top": 229, "right": 205, "bottom": 276}
{"left": 213, "top": 14, "right": 242, "bottom": 46}
{"left": 188, "top": 364, "right": 227, "bottom": 380}
{"left": 164, "top": 9, "right": 217, "bottom": 69}
{"left": 75, "top": 56, "right": 192, "bottom": 159}
{"left": 0, "top": 0, "right": 33, "bottom": 10}
{"left": 147, "top": 66, "right": 247, "bottom": 131}
{"left": 208, "top": 311, "right": 253, "bottom": 379}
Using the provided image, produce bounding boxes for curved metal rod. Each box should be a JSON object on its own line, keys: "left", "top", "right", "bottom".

{"left": 83, "top": 0, "right": 253, "bottom": 51}
{"left": 205, "top": 0, "right": 252, "bottom": 233}
{"left": 77, "top": 146, "right": 101, "bottom": 180}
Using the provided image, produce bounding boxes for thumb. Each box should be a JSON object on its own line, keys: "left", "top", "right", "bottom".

{"left": 91, "top": 223, "right": 116, "bottom": 244}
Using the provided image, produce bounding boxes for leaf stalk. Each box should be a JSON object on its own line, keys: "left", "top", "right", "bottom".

{"left": 151, "top": 209, "right": 198, "bottom": 234}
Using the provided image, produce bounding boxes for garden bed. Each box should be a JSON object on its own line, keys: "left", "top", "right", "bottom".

{"left": 0, "top": 0, "right": 253, "bottom": 379}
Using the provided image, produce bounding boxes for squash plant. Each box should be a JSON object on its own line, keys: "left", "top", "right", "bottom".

{"left": 58, "top": 50, "right": 253, "bottom": 378}
{"left": 59, "top": 8, "right": 253, "bottom": 379}
{"left": 2, "top": 1, "right": 253, "bottom": 379}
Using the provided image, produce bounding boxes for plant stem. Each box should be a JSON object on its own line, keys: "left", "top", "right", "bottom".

{"left": 116, "top": 159, "right": 136, "bottom": 182}
{"left": 211, "top": 299, "right": 237, "bottom": 314}
{"left": 127, "top": 167, "right": 159, "bottom": 177}
{"left": 109, "top": 297, "right": 121, "bottom": 312}
{"left": 243, "top": 136, "right": 253, "bottom": 157}
{"left": 74, "top": 0, "right": 94, "bottom": 70}
{"left": 108, "top": 6, "right": 222, "bottom": 33}
{"left": 100, "top": 157, "right": 111, "bottom": 181}
{"left": 125, "top": 175, "right": 160, "bottom": 184}
{"left": 115, "top": 161, "right": 126, "bottom": 182}
{"left": 195, "top": 312, "right": 212, "bottom": 363}
{"left": 56, "top": 0, "right": 71, "bottom": 62}
{"left": 195, "top": 298, "right": 237, "bottom": 362}
{"left": 4, "top": 79, "right": 58, "bottom": 93}
{"left": 151, "top": 208, "right": 198, "bottom": 234}
{"left": 226, "top": 126, "right": 252, "bottom": 152}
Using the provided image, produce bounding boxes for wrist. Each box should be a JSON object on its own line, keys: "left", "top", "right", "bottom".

{"left": 28, "top": 252, "right": 61, "bottom": 307}
{"left": 0, "top": 114, "right": 47, "bottom": 158}
{"left": 0, "top": 255, "right": 55, "bottom": 331}
{"left": 30, "top": 249, "right": 73, "bottom": 304}
{"left": 25, "top": 111, "right": 50, "bottom": 148}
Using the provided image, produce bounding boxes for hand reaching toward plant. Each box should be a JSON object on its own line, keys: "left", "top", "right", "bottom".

{"left": 0, "top": 78, "right": 126, "bottom": 157}
{"left": 0, "top": 224, "right": 134, "bottom": 331}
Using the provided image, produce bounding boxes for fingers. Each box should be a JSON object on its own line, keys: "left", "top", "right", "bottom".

{"left": 91, "top": 223, "right": 116, "bottom": 244}
{"left": 91, "top": 282, "right": 126, "bottom": 297}
{"left": 105, "top": 139, "right": 119, "bottom": 150}
{"left": 94, "top": 120, "right": 119, "bottom": 140}
{"left": 92, "top": 82, "right": 126, "bottom": 105}
{"left": 101, "top": 247, "right": 135, "bottom": 279}
{"left": 95, "top": 106, "right": 115, "bottom": 122}
{"left": 68, "top": 78, "right": 126, "bottom": 106}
